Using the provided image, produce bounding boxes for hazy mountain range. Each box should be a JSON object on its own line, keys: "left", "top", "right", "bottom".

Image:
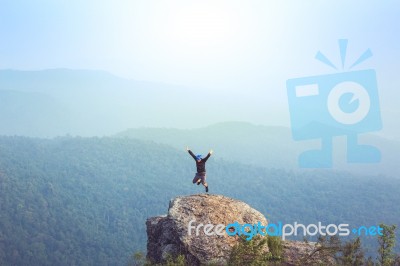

{"left": 1, "top": 69, "right": 398, "bottom": 177}
{"left": 0, "top": 69, "right": 275, "bottom": 136}
{"left": 0, "top": 69, "right": 185, "bottom": 136}
{"left": 0, "top": 69, "right": 398, "bottom": 264}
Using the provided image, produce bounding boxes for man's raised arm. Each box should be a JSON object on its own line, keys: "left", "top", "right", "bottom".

{"left": 187, "top": 146, "right": 197, "bottom": 160}
{"left": 203, "top": 149, "right": 213, "bottom": 162}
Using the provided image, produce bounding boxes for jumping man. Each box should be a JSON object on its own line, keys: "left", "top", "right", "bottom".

{"left": 187, "top": 147, "right": 213, "bottom": 193}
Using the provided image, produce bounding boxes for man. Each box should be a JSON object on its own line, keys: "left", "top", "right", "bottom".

{"left": 187, "top": 147, "right": 213, "bottom": 193}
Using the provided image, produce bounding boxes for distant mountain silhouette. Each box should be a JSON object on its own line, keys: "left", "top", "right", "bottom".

{"left": 0, "top": 69, "right": 272, "bottom": 136}
{"left": 1, "top": 69, "right": 398, "bottom": 176}
{"left": 117, "top": 121, "right": 400, "bottom": 177}
{"left": 0, "top": 69, "right": 226, "bottom": 136}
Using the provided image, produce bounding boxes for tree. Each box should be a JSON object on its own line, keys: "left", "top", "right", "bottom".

{"left": 337, "top": 237, "right": 364, "bottom": 266}
{"left": 228, "top": 235, "right": 270, "bottom": 266}
{"left": 165, "top": 254, "right": 185, "bottom": 266}
{"left": 365, "top": 256, "right": 375, "bottom": 266}
{"left": 378, "top": 224, "right": 396, "bottom": 266}
{"left": 299, "top": 235, "right": 341, "bottom": 265}
{"left": 267, "top": 236, "right": 283, "bottom": 261}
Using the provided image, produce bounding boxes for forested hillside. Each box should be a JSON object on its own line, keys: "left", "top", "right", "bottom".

{"left": 117, "top": 122, "right": 400, "bottom": 177}
{"left": 0, "top": 136, "right": 398, "bottom": 265}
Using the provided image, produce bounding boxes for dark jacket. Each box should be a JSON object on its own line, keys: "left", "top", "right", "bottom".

{"left": 188, "top": 150, "right": 211, "bottom": 173}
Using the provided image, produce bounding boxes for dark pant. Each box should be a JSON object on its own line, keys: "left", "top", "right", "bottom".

{"left": 192, "top": 172, "right": 207, "bottom": 186}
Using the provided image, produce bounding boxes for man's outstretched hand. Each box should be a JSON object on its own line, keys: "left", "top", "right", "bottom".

{"left": 186, "top": 146, "right": 212, "bottom": 154}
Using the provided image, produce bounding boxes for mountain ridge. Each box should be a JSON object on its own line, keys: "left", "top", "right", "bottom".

{"left": 117, "top": 122, "right": 400, "bottom": 177}
{"left": 0, "top": 68, "right": 286, "bottom": 136}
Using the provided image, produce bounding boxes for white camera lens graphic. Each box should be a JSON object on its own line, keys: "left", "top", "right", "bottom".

{"left": 327, "top": 81, "right": 370, "bottom": 125}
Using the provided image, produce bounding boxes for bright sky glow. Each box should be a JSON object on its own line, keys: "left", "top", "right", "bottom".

{"left": 0, "top": 0, "right": 399, "bottom": 137}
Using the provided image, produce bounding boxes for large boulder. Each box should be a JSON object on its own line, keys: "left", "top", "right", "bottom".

{"left": 146, "top": 194, "right": 268, "bottom": 265}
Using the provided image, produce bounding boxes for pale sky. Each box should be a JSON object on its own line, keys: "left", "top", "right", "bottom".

{"left": 0, "top": 0, "right": 399, "bottom": 137}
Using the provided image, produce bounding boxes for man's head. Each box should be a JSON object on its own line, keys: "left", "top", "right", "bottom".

{"left": 196, "top": 155, "right": 202, "bottom": 162}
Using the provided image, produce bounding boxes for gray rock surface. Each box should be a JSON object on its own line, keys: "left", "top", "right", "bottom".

{"left": 146, "top": 194, "right": 327, "bottom": 265}
{"left": 146, "top": 194, "right": 268, "bottom": 265}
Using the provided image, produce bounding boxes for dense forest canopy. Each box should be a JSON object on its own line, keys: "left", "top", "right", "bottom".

{"left": 0, "top": 136, "right": 398, "bottom": 265}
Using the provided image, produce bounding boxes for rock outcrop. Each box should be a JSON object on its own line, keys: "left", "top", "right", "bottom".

{"left": 146, "top": 194, "right": 268, "bottom": 265}
{"left": 146, "top": 194, "right": 324, "bottom": 265}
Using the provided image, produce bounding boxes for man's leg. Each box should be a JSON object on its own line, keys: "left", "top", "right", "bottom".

{"left": 201, "top": 175, "right": 208, "bottom": 193}
{"left": 192, "top": 175, "right": 201, "bottom": 185}
{"left": 196, "top": 174, "right": 201, "bottom": 185}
